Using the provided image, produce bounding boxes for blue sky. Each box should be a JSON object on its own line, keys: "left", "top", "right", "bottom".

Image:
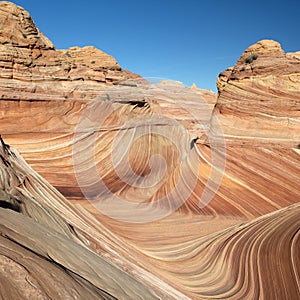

{"left": 12, "top": 0, "right": 300, "bottom": 92}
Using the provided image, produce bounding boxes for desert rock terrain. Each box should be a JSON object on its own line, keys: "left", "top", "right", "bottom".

{"left": 0, "top": 1, "right": 300, "bottom": 299}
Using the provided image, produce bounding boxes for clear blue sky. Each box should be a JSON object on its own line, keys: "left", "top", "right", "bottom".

{"left": 11, "top": 0, "right": 300, "bottom": 92}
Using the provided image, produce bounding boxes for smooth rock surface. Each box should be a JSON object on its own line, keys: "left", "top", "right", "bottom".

{"left": 0, "top": 2, "right": 300, "bottom": 299}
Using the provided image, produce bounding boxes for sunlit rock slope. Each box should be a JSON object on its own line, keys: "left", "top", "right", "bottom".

{"left": 1, "top": 1, "right": 300, "bottom": 299}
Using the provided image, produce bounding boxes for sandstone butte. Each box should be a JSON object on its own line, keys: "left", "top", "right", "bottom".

{"left": 0, "top": 1, "right": 300, "bottom": 299}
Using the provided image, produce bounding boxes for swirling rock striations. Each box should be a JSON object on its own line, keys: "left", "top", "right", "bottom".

{"left": 0, "top": 137, "right": 171, "bottom": 299}
{"left": 0, "top": 1, "right": 218, "bottom": 216}
{"left": 0, "top": 1, "right": 300, "bottom": 299}
{"left": 1, "top": 136, "right": 300, "bottom": 299}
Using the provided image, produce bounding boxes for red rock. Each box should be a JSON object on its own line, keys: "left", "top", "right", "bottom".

{"left": 213, "top": 39, "right": 300, "bottom": 141}
{"left": 1, "top": 2, "right": 300, "bottom": 299}
{"left": 0, "top": 1, "right": 138, "bottom": 103}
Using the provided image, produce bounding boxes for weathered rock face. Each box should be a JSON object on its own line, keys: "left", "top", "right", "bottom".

{"left": 1, "top": 2, "right": 300, "bottom": 299}
{"left": 0, "top": 1, "right": 136, "bottom": 103}
{"left": 213, "top": 39, "right": 300, "bottom": 141}
{"left": 0, "top": 1, "right": 54, "bottom": 49}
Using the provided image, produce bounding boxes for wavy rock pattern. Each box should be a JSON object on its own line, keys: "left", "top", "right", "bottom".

{"left": 0, "top": 138, "right": 168, "bottom": 299}
{"left": 1, "top": 138, "right": 300, "bottom": 299}
{"left": 0, "top": 2, "right": 300, "bottom": 299}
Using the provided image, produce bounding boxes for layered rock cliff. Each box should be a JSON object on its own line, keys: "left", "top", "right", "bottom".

{"left": 0, "top": 1, "right": 300, "bottom": 299}
{"left": 213, "top": 39, "right": 300, "bottom": 142}
{"left": 0, "top": 1, "right": 136, "bottom": 103}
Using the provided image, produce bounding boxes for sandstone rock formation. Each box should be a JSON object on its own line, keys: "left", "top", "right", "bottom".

{"left": 0, "top": 1, "right": 135, "bottom": 103}
{"left": 0, "top": 136, "right": 165, "bottom": 299}
{"left": 214, "top": 39, "right": 300, "bottom": 141}
{"left": 0, "top": 1, "right": 300, "bottom": 299}
{"left": 1, "top": 137, "right": 300, "bottom": 299}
